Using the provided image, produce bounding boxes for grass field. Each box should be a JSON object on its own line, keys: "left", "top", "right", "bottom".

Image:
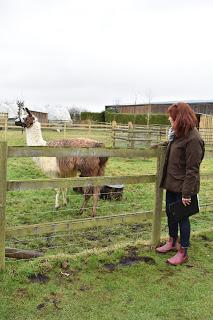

{"left": 0, "top": 128, "right": 213, "bottom": 319}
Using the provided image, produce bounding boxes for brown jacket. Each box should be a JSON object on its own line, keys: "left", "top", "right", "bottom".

{"left": 160, "top": 128, "right": 205, "bottom": 198}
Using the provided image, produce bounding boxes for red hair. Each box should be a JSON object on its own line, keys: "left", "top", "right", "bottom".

{"left": 168, "top": 102, "right": 197, "bottom": 137}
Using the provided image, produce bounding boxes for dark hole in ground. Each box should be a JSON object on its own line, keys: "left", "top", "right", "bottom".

{"left": 119, "top": 252, "right": 156, "bottom": 266}
{"left": 127, "top": 246, "right": 138, "bottom": 256}
{"left": 37, "top": 303, "right": 45, "bottom": 310}
{"left": 140, "top": 256, "right": 156, "bottom": 265}
{"left": 119, "top": 255, "right": 143, "bottom": 266}
{"left": 28, "top": 273, "right": 49, "bottom": 283}
{"left": 103, "top": 263, "right": 116, "bottom": 272}
{"left": 79, "top": 284, "right": 91, "bottom": 291}
{"left": 86, "top": 235, "right": 100, "bottom": 241}
{"left": 204, "top": 243, "right": 210, "bottom": 247}
{"left": 131, "top": 224, "right": 146, "bottom": 232}
{"left": 200, "top": 235, "right": 211, "bottom": 241}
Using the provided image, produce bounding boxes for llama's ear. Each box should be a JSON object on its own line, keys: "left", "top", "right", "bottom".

{"left": 17, "top": 100, "right": 24, "bottom": 108}
{"left": 25, "top": 108, "right": 32, "bottom": 117}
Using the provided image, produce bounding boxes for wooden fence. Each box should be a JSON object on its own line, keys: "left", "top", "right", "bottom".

{"left": 112, "top": 126, "right": 168, "bottom": 148}
{"left": 2, "top": 118, "right": 213, "bottom": 145}
{"left": 0, "top": 143, "right": 213, "bottom": 271}
{"left": 0, "top": 113, "right": 8, "bottom": 141}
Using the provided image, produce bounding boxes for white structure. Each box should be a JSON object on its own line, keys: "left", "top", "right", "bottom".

{"left": 0, "top": 101, "right": 18, "bottom": 118}
{"left": 0, "top": 101, "right": 71, "bottom": 121}
{"left": 45, "top": 105, "right": 71, "bottom": 121}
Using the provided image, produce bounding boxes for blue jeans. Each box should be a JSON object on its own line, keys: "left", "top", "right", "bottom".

{"left": 166, "top": 191, "right": 191, "bottom": 248}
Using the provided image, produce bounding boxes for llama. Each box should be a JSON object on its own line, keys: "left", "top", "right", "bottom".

{"left": 15, "top": 104, "right": 108, "bottom": 216}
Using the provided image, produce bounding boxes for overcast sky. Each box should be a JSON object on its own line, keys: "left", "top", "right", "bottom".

{"left": 1, "top": 0, "right": 213, "bottom": 111}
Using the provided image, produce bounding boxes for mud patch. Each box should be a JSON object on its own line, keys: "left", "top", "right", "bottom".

{"left": 127, "top": 246, "right": 138, "bottom": 256}
{"left": 119, "top": 255, "right": 142, "bottom": 266}
{"left": 119, "top": 245, "right": 156, "bottom": 266}
{"left": 37, "top": 293, "right": 62, "bottom": 310}
{"left": 15, "top": 287, "right": 29, "bottom": 299}
{"left": 140, "top": 256, "right": 156, "bottom": 265}
{"left": 79, "top": 284, "right": 91, "bottom": 291}
{"left": 85, "top": 234, "right": 100, "bottom": 241}
{"left": 200, "top": 235, "right": 211, "bottom": 241}
{"left": 131, "top": 224, "right": 146, "bottom": 232}
{"left": 28, "top": 273, "right": 49, "bottom": 283}
{"left": 37, "top": 303, "right": 45, "bottom": 310}
{"left": 103, "top": 263, "right": 116, "bottom": 272}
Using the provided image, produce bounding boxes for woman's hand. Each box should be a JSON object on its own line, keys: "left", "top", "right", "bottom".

{"left": 182, "top": 197, "right": 191, "bottom": 206}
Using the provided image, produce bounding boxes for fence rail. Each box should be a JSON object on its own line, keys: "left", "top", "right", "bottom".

{"left": 5, "top": 211, "right": 154, "bottom": 239}
{"left": 7, "top": 146, "right": 157, "bottom": 158}
{"left": 7, "top": 175, "right": 156, "bottom": 191}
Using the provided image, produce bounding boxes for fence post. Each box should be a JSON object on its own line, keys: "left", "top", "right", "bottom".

{"left": 151, "top": 145, "right": 166, "bottom": 247}
{"left": 63, "top": 122, "right": 66, "bottom": 138}
{"left": 128, "top": 122, "right": 133, "bottom": 148}
{"left": 0, "top": 141, "right": 7, "bottom": 271}
{"left": 4, "top": 116, "right": 8, "bottom": 141}
{"left": 131, "top": 123, "right": 135, "bottom": 148}
{"left": 88, "top": 120, "right": 91, "bottom": 133}
{"left": 112, "top": 121, "right": 116, "bottom": 147}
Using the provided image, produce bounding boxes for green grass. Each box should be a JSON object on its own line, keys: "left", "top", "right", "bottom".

{"left": 0, "top": 128, "right": 213, "bottom": 319}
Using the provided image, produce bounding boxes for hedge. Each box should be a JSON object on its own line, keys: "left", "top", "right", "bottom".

{"left": 105, "top": 112, "right": 170, "bottom": 125}
{"left": 81, "top": 112, "right": 105, "bottom": 122}
{"left": 80, "top": 111, "right": 170, "bottom": 125}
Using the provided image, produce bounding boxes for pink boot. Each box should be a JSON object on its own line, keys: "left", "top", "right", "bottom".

{"left": 167, "top": 247, "right": 188, "bottom": 265}
{"left": 156, "top": 237, "right": 178, "bottom": 253}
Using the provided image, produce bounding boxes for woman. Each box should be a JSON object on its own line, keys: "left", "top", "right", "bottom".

{"left": 156, "top": 102, "right": 205, "bottom": 265}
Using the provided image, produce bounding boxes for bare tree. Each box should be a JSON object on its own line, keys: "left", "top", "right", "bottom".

{"left": 68, "top": 106, "right": 81, "bottom": 122}
{"left": 144, "top": 90, "right": 153, "bottom": 128}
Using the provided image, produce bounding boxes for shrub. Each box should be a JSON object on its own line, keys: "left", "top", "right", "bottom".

{"left": 81, "top": 112, "right": 105, "bottom": 122}
{"left": 105, "top": 112, "right": 169, "bottom": 125}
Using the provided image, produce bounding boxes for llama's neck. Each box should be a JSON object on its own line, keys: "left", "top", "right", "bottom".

{"left": 26, "top": 121, "right": 46, "bottom": 146}
{"left": 26, "top": 120, "right": 60, "bottom": 176}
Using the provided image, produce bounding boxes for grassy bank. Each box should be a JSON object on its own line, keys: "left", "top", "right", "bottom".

{"left": 0, "top": 230, "right": 213, "bottom": 320}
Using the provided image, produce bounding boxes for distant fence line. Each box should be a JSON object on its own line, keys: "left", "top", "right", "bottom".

{"left": 1, "top": 119, "right": 212, "bottom": 146}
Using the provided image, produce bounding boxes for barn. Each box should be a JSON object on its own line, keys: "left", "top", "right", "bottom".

{"left": 105, "top": 100, "right": 213, "bottom": 115}
{"left": 28, "top": 110, "right": 48, "bottom": 123}
{"left": 106, "top": 100, "right": 213, "bottom": 145}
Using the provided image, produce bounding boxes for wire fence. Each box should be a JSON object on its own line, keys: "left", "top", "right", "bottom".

{"left": 5, "top": 182, "right": 155, "bottom": 261}
{"left": 5, "top": 168, "right": 213, "bottom": 263}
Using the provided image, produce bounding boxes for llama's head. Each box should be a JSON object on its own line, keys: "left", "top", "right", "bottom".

{"left": 15, "top": 105, "right": 37, "bottom": 129}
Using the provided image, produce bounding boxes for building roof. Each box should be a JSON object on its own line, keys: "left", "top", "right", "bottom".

{"left": 106, "top": 100, "right": 213, "bottom": 108}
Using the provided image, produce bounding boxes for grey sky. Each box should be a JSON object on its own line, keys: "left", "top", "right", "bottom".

{"left": 1, "top": 0, "right": 213, "bottom": 111}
